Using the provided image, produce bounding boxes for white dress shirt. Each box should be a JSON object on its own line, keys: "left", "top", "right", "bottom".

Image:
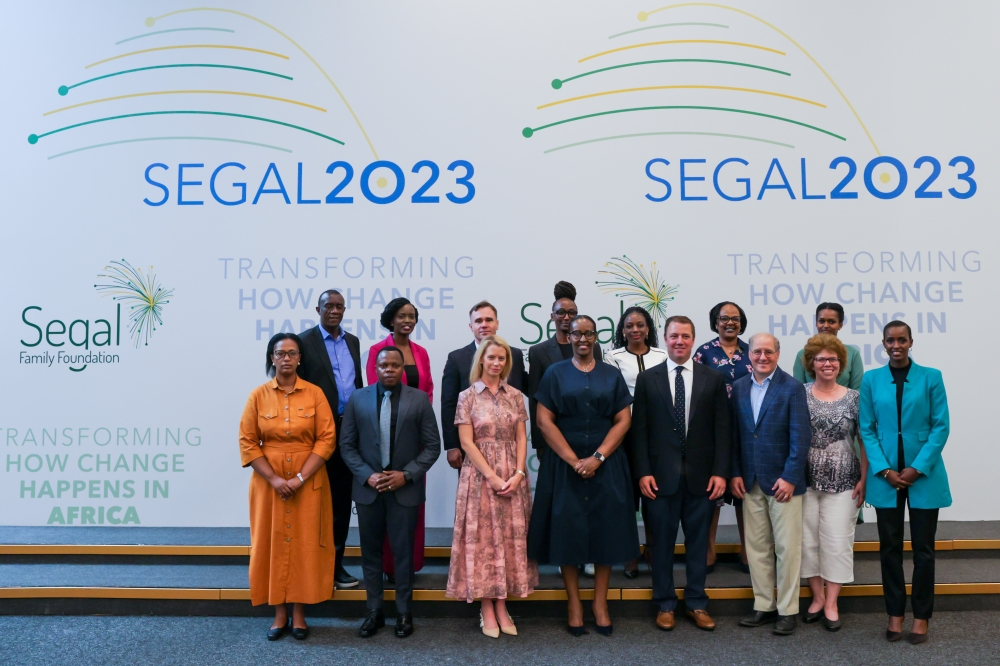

{"left": 605, "top": 346, "right": 669, "bottom": 396}
{"left": 665, "top": 356, "right": 694, "bottom": 434}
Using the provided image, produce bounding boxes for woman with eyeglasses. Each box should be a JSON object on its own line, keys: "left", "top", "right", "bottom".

{"left": 527, "top": 315, "right": 639, "bottom": 636}
{"left": 239, "top": 333, "right": 337, "bottom": 641}
{"left": 799, "top": 334, "right": 868, "bottom": 632}
{"left": 527, "top": 282, "right": 603, "bottom": 452}
{"left": 792, "top": 303, "right": 865, "bottom": 390}
{"left": 366, "top": 297, "right": 433, "bottom": 579}
{"left": 692, "top": 301, "right": 751, "bottom": 573}
{"left": 605, "top": 306, "right": 668, "bottom": 579}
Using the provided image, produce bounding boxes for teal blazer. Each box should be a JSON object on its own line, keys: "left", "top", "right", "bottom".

{"left": 859, "top": 362, "right": 951, "bottom": 509}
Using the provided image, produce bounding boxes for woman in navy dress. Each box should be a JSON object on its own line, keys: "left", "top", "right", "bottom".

{"left": 692, "top": 301, "right": 752, "bottom": 573}
{"left": 527, "top": 315, "right": 638, "bottom": 637}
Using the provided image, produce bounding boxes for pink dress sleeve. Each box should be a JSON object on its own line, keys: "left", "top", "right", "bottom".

{"left": 454, "top": 389, "right": 473, "bottom": 425}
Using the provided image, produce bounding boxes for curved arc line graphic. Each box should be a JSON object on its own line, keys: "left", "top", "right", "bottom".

{"left": 44, "top": 90, "right": 327, "bottom": 116}
{"left": 543, "top": 131, "right": 794, "bottom": 153}
{"left": 557, "top": 59, "right": 790, "bottom": 86}
{"left": 62, "top": 64, "right": 292, "bottom": 93}
{"left": 28, "top": 111, "right": 344, "bottom": 144}
{"left": 115, "top": 27, "right": 234, "bottom": 45}
{"left": 608, "top": 22, "right": 728, "bottom": 38}
{"left": 85, "top": 44, "right": 288, "bottom": 68}
{"left": 640, "top": 2, "right": 880, "bottom": 154}
{"left": 151, "top": 8, "right": 379, "bottom": 159}
{"left": 538, "top": 85, "right": 825, "bottom": 110}
{"left": 48, "top": 136, "right": 293, "bottom": 160}
{"left": 522, "top": 105, "right": 846, "bottom": 140}
{"left": 580, "top": 39, "right": 785, "bottom": 63}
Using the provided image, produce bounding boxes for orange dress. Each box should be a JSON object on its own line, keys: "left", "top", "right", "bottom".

{"left": 239, "top": 377, "right": 336, "bottom": 606}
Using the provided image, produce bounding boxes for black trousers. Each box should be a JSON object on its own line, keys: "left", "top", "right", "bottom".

{"left": 356, "top": 492, "right": 418, "bottom": 614}
{"left": 875, "top": 490, "right": 939, "bottom": 619}
{"left": 326, "top": 417, "right": 354, "bottom": 574}
{"left": 645, "top": 479, "right": 713, "bottom": 612}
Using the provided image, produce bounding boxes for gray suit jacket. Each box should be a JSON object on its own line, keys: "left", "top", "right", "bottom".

{"left": 338, "top": 383, "right": 441, "bottom": 507}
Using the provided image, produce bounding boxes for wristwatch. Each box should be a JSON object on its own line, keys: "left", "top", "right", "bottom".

{"left": 592, "top": 451, "right": 606, "bottom": 462}
{"left": 403, "top": 471, "right": 412, "bottom": 484}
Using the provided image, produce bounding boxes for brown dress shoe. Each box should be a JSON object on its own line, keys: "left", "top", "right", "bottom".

{"left": 686, "top": 609, "right": 716, "bottom": 631}
{"left": 656, "top": 611, "right": 675, "bottom": 631}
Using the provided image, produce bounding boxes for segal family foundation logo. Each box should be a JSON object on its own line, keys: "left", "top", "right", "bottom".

{"left": 19, "top": 260, "right": 174, "bottom": 372}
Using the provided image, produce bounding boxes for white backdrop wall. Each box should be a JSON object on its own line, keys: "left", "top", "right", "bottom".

{"left": 1, "top": 1, "right": 995, "bottom": 528}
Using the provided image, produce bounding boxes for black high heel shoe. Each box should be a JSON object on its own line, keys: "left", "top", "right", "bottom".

{"left": 291, "top": 625, "right": 309, "bottom": 640}
{"left": 267, "top": 620, "right": 290, "bottom": 641}
{"left": 567, "top": 624, "right": 588, "bottom": 637}
{"left": 803, "top": 609, "right": 824, "bottom": 624}
{"left": 595, "top": 623, "right": 613, "bottom": 636}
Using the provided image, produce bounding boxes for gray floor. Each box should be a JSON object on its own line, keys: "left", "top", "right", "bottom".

{"left": 0, "top": 612, "right": 995, "bottom": 665}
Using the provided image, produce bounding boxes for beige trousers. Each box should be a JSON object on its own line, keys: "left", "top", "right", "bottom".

{"left": 743, "top": 482, "right": 803, "bottom": 617}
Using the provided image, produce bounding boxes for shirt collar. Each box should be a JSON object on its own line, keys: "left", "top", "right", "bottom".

{"left": 473, "top": 379, "right": 508, "bottom": 394}
{"left": 751, "top": 369, "right": 777, "bottom": 388}
{"left": 666, "top": 356, "right": 694, "bottom": 373}
{"left": 268, "top": 376, "right": 304, "bottom": 393}
{"left": 377, "top": 381, "right": 401, "bottom": 398}
{"left": 321, "top": 326, "right": 343, "bottom": 342}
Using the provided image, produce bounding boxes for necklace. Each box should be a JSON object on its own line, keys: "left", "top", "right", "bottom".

{"left": 813, "top": 384, "right": 840, "bottom": 395}
{"left": 573, "top": 357, "right": 596, "bottom": 372}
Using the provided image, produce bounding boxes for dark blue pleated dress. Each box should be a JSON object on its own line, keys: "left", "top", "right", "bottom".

{"left": 527, "top": 360, "right": 641, "bottom": 566}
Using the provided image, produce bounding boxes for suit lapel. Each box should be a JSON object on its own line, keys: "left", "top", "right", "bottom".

{"left": 546, "top": 337, "right": 563, "bottom": 367}
{"left": 459, "top": 341, "right": 477, "bottom": 388}
{"left": 652, "top": 365, "right": 680, "bottom": 428}
{"left": 369, "top": 386, "right": 381, "bottom": 441}
{"left": 395, "top": 388, "right": 414, "bottom": 464}
{"left": 311, "top": 327, "right": 338, "bottom": 387}
{"left": 688, "top": 363, "right": 706, "bottom": 425}
{"left": 753, "top": 370, "right": 781, "bottom": 429}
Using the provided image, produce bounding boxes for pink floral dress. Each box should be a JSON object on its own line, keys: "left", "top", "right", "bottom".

{"left": 446, "top": 381, "right": 538, "bottom": 602}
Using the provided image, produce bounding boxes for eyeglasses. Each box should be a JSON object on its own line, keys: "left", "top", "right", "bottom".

{"left": 554, "top": 309, "right": 579, "bottom": 318}
{"left": 569, "top": 330, "right": 598, "bottom": 341}
{"left": 814, "top": 356, "right": 840, "bottom": 365}
{"left": 749, "top": 349, "right": 776, "bottom": 358}
{"left": 272, "top": 350, "right": 301, "bottom": 359}
{"left": 717, "top": 315, "right": 742, "bottom": 324}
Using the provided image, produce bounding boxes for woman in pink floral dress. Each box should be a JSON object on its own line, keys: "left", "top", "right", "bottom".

{"left": 446, "top": 335, "right": 537, "bottom": 637}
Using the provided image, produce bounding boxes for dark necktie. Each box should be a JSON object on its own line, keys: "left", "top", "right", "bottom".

{"left": 674, "top": 366, "right": 686, "bottom": 457}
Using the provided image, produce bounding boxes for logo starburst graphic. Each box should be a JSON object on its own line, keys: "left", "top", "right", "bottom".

{"left": 596, "top": 255, "right": 677, "bottom": 327}
{"left": 94, "top": 259, "right": 174, "bottom": 348}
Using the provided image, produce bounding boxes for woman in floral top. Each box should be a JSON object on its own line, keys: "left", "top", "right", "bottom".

{"left": 446, "top": 335, "right": 537, "bottom": 638}
{"left": 692, "top": 301, "right": 751, "bottom": 572}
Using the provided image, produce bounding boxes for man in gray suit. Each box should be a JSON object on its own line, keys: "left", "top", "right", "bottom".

{"left": 339, "top": 346, "right": 441, "bottom": 638}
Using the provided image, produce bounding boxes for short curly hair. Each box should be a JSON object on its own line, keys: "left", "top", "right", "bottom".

{"left": 802, "top": 333, "right": 847, "bottom": 379}
{"left": 380, "top": 297, "right": 418, "bottom": 332}
{"left": 709, "top": 301, "right": 747, "bottom": 334}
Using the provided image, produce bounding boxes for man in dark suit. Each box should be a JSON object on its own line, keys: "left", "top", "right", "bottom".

{"left": 631, "top": 315, "right": 731, "bottom": 633}
{"left": 730, "top": 332, "right": 810, "bottom": 636}
{"left": 440, "top": 301, "right": 526, "bottom": 469}
{"left": 298, "top": 289, "right": 364, "bottom": 590}
{"left": 339, "top": 346, "right": 441, "bottom": 639}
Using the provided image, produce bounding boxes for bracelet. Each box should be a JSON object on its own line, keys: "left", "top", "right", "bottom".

{"left": 297, "top": 473, "right": 305, "bottom": 484}
{"left": 516, "top": 470, "right": 526, "bottom": 478}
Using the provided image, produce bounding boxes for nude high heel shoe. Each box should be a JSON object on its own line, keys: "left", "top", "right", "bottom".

{"left": 480, "top": 610, "right": 500, "bottom": 638}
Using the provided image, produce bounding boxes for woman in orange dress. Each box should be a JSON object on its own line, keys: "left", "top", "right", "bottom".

{"left": 239, "top": 332, "right": 336, "bottom": 641}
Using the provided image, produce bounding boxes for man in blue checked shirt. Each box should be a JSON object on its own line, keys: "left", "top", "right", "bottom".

{"left": 299, "top": 289, "right": 365, "bottom": 589}
{"left": 729, "top": 332, "right": 810, "bottom": 637}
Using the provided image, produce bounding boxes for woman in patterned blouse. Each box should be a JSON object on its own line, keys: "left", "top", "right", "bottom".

{"left": 692, "top": 301, "right": 751, "bottom": 573}
{"left": 800, "top": 334, "right": 869, "bottom": 632}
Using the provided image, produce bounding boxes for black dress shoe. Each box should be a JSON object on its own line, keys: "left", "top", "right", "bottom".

{"left": 384, "top": 573, "right": 396, "bottom": 585}
{"left": 595, "top": 623, "right": 613, "bottom": 636}
{"left": 738, "top": 562, "right": 751, "bottom": 574}
{"left": 267, "top": 621, "right": 290, "bottom": 641}
{"left": 885, "top": 629, "right": 903, "bottom": 642}
{"left": 739, "top": 610, "right": 779, "bottom": 627}
{"left": 773, "top": 615, "right": 797, "bottom": 635}
{"left": 566, "top": 625, "right": 588, "bottom": 637}
{"left": 395, "top": 613, "right": 414, "bottom": 637}
{"left": 705, "top": 563, "right": 716, "bottom": 574}
{"left": 291, "top": 626, "right": 309, "bottom": 640}
{"left": 623, "top": 568, "right": 639, "bottom": 580}
{"left": 358, "top": 609, "right": 385, "bottom": 638}
{"left": 907, "top": 631, "right": 928, "bottom": 645}
{"left": 822, "top": 616, "right": 842, "bottom": 632}
{"left": 335, "top": 568, "right": 359, "bottom": 589}
{"left": 803, "top": 609, "right": 824, "bottom": 623}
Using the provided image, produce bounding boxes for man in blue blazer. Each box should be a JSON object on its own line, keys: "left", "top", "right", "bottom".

{"left": 339, "top": 346, "right": 441, "bottom": 639}
{"left": 730, "top": 333, "right": 810, "bottom": 636}
{"left": 859, "top": 321, "right": 950, "bottom": 644}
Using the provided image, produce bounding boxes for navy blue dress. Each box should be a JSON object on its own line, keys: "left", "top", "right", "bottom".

{"left": 527, "top": 360, "right": 640, "bottom": 565}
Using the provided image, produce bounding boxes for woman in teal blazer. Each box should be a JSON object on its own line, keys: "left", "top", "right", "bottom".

{"left": 859, "top": 321, "right": 950, "bottom": 645}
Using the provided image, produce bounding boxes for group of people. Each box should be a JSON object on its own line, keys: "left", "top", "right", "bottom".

{"left": 237, "top": 281, "right": 951, "bottom": 646}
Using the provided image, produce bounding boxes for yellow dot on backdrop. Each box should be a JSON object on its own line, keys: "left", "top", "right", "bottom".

{"left": 145, "top": 17, "right": 156, "bottom": 27}
{"left": 879, "top": 172, "right": 891, "bottom": 184}
{"left": 376, "top": 177, "right": 388, "bottom": 189}
{"left": 637, "top": 11, "right": 648, "bottom": 22}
